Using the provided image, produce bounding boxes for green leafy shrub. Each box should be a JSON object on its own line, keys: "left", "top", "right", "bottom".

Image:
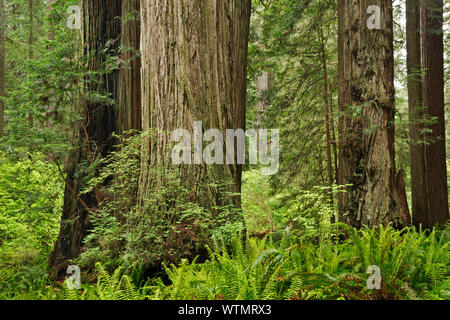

{"left": 77, "top": 131, "right": 244, "bottom": 272}
{"left": 0, "top": 151, "right": 63, "bottom": 263}
{"left": 242, "top": 169, "right": 339, "bottom": 237}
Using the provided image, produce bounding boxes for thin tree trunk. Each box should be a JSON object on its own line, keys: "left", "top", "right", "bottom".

{"left": 407, "top": 0, "right": 427, "bottom": 228}
{"left": 28, "top": 0, "right": 33, "bottom": 59}
{"left": 27, "top": 0, "right": 33, "bottom": 127}
{"left": 337, "top": 0, "right": 410, "bottom": 228}
{"left": 337, "top": 0, "right": 344, "bottom": 190}
{"left": 419, "top": 0, "right": 449, "bottom": 228}
{"left": 254, "top": 16, "right": 273, "bottom": 129}
{"left": 330, "top": 94, "right": 339, "bottom": 186}
{"left": 43, "top": 0, "right": 55, "bottom": 127}
{"left": 255, "top": 71, "right": 273, "bottom": 128}
{"left": 254, "top": 15, "right": 275, "bottom": 228}
{"left": 320, "top": 27, "right": 334, "bottom": 210}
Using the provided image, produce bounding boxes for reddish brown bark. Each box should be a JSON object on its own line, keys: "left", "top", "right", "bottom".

{"left": 337, "top": 0, "right": 410, "bottom": 228}
{"left": 50, "top": 0, "right": 122, "bottom": 277}
{"left": 139, "top": 0, "right": 251, "bottom": 213}
{"left": 417, "top": 0, "right": 449, "bottom": 228}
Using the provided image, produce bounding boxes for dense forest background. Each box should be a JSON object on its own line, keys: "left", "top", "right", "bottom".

{"left": 0, "top": 0, "right": 448, "bottom": 300}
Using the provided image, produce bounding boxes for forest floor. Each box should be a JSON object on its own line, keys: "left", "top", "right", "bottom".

{"left": 0, "top": 154, "right": 449, "bottom": 300}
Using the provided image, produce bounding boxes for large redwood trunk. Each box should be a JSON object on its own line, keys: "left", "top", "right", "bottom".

{"left": 337, "top": 0, "right": 410, "bottom": 228}
{"left": 416, "top": 0, "right": 448, "bottom": 228}
{"left": 50, "top": 0, "right": 122, "bottom": 277}
{"left": 138, "top": 0, "right": 251, "bottom": 254}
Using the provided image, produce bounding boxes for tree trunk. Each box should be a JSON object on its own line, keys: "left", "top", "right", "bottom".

{"left": 320, "top": 26, "right": 334, "bottom": 209}
{"left": 138, "top": 0, "right": 251, "bottom": 235}
{"left": 253, "top": 15, "right": 273, "bottom": 129}
{"left": 27, "top": 0, "right": 33, "bottom": 127}
{"left": 418, "top": 0, "right": 449, "bottom": 228}
{"left": 50, "top": 0, "right": 122, "bottom": 277}
{"left": 28, "top": 0, "right": 33, "bottom": 59}
{"left": 0, "top": 0, "right": 5, "bottom": 138}
{"left": 337, "top": 0, "right": 410, "bottom": 228}
{"left": 330, "top": 95, "right": 339, "bottom": 186}
{"left": 255, "top": 71, "right": 273, "bottom": 128}
{"left": 117, "top": 0, "right": 141, "bottom": 134}
{"left": 337, "top": 0, "right": 344, "bottom": 189}
{"left": 407, "top": 0, "right": 427, "bottom": 228}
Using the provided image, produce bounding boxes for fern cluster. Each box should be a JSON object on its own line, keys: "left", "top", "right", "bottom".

{"left": 1, "top": 224, "right": 448, "bottom": 300}
{"left": 150, "top": 224, "right": 449, "bottom": 300}
{"left": 63, "top": 262, "right": 147, "bottom": 300}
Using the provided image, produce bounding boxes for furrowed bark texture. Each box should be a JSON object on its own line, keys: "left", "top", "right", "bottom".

{"left": 418, "top": 0, "right": 448, "bottom": 228}
{"left": 118, "top": 0, "right": 141, "bottom": 133}
{"left": 407, "top": 0, "right": 427, "bottom": 228}
{"left": 338, "top": 0, "right": 410, "bottom": 228}
{"left": 139, "top": 1, "right": 251, "bottom": 216}
{"left": 50, "top": 0, "right": 122, "bottom": 277}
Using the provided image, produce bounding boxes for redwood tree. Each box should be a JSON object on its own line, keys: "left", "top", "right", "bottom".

{"left": 50, "top": 0, "right": 127, "bottom": 276}
{"left": 407, "top": 0, "right": 426, "bottom": 228}
{"left": 413, "top": 0, "right": 448, "bottom": 228}
{"left": 138, "top": 1, "right": 251, "bottom": 223}
{"left": 337, "top": 0, "right": 410, "bottom": 228}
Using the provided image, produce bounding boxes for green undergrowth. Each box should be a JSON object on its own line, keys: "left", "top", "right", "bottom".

{"left": 1, "top": 223, "right": 448, "bottom": 300}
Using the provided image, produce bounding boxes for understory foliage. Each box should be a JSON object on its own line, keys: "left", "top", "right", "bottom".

{"left": 76, "top": 131, "right": 244, "bottom": 272}
{"left": 1, "top": 224, "right": 448, "bottom": 300}
{"left": 0, "top": 151, "right": 63, "bottom": 263}
{"left": 154, "top": 225, "right": 449, "bottom": 300}
{"left": 0, "top": 137, "right": 447, "bottom": 301}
